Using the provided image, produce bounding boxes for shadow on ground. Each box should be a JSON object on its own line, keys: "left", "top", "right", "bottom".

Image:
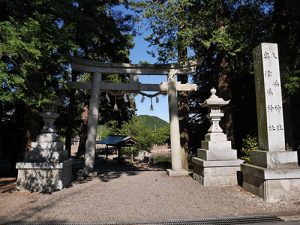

{"left": 0, "top": 157, "right": 170, "bottom": 194}
{"left": 0, "top": 177, "right": 16, "bottom": 193}
{"left": 73, "top": 157, "right": 170, "bottom": 183}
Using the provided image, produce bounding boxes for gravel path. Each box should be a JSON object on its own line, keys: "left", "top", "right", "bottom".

{"left": 1, "top": 164, "right": 300, "bottom": 224}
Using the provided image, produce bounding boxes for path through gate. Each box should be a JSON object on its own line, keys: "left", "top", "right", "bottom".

{"left": 69, "top": 57, "right": 198, "bottom": 176}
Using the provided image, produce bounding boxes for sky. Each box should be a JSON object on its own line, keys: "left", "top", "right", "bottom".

{"left": 129, "top": 32, "right": 170, "bottom": 122}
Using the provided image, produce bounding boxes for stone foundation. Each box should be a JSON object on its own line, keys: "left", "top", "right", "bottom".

{"left": 16, "top": 159, "right": 73, "bottom": 192}
{"left": 242, "top": 159, "right": 300, "bottom": 202}
{"left": 192, "top": 157, "right": 242, "bottom": 187}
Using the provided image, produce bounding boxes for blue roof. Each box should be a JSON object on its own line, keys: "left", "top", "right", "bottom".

{"left": 96, "top": 135, "right": 137, "bottom": 145}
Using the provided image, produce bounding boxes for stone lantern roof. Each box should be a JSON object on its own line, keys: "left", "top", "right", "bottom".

{"left": 201, "top": 88, "right": 230, "bottom": 107}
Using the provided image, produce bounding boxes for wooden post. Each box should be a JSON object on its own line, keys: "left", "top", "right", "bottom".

{"left": 85, "top": 72, "right": 102, "bottom": 172}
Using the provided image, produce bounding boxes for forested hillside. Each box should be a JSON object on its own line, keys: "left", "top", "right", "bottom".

{"left": 136, "top": 115, "right": 168, "bottom": 130}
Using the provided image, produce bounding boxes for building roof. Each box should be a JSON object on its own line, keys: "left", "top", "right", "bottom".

{"left": 96, "top": 135, "right": 138, "bottom": 146}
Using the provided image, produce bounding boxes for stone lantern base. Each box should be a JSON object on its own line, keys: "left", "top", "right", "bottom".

{"left": 16, "top": 106, "right": 73, "bottom": 193}
{"left": 16, "top": 159, "right": 73, "bottom": 192}
{"left": 192, "top": 134, "right": 243, "bottom": 187}
{"left": 192, "top": 150, "right": 243, "bottom": 187}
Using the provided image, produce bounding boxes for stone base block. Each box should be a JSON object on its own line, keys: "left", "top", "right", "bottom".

{"left": 16, "top": 159, "right": 73, "bottom": 192}
{"left": 24, "top": 149, "right": 68, "bottom": 163}
{"left": 36, "top": 133, "right": 59, "bottom": 143}
{"left": 192, "top": 157, "right": 242, "bottom": 187}
{"left": 192, "top": 157, "right": 243, "bottom": 167}
{"left": 197, "top": 149, "right": 237, "bottom": 161}
{"left": 201, "top": 141, "right": 231, "bottom": 150}
{"left": 250, "top": 150, "right": 298, "bottom": 168}
{"left": 193, "top": 172, "right": 237, "bottom": 187}
{"left": 166, "top": 169, "right": 189, "bottom": 177}
{"left": 32, "top": 141, "right": 64, "bottom": 151}
{"left": 204, "top": 133, "right": 227, "bottom": 142}
{"left": 242, "top": 163, "right": 300, "bottom": 202}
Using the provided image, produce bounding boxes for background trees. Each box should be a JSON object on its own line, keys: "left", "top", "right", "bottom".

{"left": 100, "top": 115, "right": 170, "bottom": 154}
{"left": 1, "top": 0, "right": 299, "bottom": 174}
{"left": 0, "top": 0, "right": 136, "bottom": 171}
{"left": 136, "top": 0, "right": 300, "bottom": 154}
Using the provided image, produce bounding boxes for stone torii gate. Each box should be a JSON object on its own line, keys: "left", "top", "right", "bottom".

{"left": 69, "top": 57, "right": 198, "bottom": 176}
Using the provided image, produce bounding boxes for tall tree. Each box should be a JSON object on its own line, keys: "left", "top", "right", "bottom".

{"left": 59, "top": 1, "right": 136, "bottom": 157}
{"left": 0, "top": 0, "right": 76, "bottom": 160}
{"left": 271, "top": 0, "right": 300, "bottom": 150}
{"left": 136, "top": 0, "right": 194, "bottom": 168}
{"left": 136, "top": 0, "right": 274, "bottom": 154}
{"left": 0, "top": 0, "right": 136, "bottom": 168}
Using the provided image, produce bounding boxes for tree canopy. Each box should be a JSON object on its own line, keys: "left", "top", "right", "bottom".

{"left": 134, "top": 0, "right": 300, "bottom": 151}
{"left": 0, "top": 0, "right": 136, "bottom": 163}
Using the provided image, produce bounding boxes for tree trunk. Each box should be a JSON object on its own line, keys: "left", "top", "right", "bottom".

{"left": 76, "top": 102, "right": 89, "bottom": 158}
{"left": 65, "top": 71, "right": 78, "bottom": 158}
{"left": 0, "top": 101, "right": 2, "bottom": 158}
{"left": 23, "top": 107, "right": 39, "bottom": 153}
{"left": 217, "top": 55, "right": 234, "bottom": 145}
{"left": 214, "top": 0, "right": 235, "bottom": 145}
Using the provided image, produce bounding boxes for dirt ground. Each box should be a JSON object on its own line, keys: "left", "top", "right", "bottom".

{"left": 1, "top": 160, "right": 300, "bottom": 224}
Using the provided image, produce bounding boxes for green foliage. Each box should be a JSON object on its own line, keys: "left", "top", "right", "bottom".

{"left": 240, "top": 135, "right": 258, "bottom": 164}
{"left": 0, "top": 17, "right": 70, "bottom": 106}
{"left": 97, "top": 125, "right": 111, "bottom": 140}
{"left": 118, "top": 118, "right": 153, "bottom": 151}
{"left": 153, "top": 155, "right": 171, "bottom": 167}
{"left": 134, "top": 0, "right": 193, "bottom": 62}
{"left": 283, "top": 73, "right": 300, "bottom": 95}
{"left": 135, "top": 0, "right": 277, "bottom": 152}
{"left": 0, "top": 0, "right": 136, "bottom": 108}
{"left": 0, "top": 0, "right": 136, "bottom": 161}
{"left": 102, "top": 116, "right": 169, "bottom": 153}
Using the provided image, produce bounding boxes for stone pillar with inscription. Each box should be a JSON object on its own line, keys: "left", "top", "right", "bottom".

{"left": 242, "top": 43, "right": 300, "bottom": 202}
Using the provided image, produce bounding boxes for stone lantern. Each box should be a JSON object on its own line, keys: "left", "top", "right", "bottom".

{"left": 16, "top": 100, "right": 73, "bottom": 192}
{"left": 202, "top": 87, "right": 230, "bottom": 140}
{"left": 39, "top": 102, "right": 60, "bottom": 133}
{"left": 192, "top": 88, "right": 243, "bottom": 187}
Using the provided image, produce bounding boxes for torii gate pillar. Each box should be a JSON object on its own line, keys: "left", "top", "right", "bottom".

{"left": 85, "top": 72, "right": 102, "bottom": 172}
{"left": 167, "top": 70, "right": 189, "bottom": 176}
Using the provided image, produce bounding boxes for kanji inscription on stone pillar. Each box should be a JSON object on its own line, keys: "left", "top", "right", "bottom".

{"left": 253, "top": 43, "right": 285, "bottom": 151}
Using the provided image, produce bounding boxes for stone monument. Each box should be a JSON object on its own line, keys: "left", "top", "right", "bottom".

{"left": 16, "top": 102, "right": 73, "bottom": 192}
{"left": 192, "top": 88, "right": 243, "bottom": 186}
{"left": 242, "top": 43, "right": 300, "bottom": 201}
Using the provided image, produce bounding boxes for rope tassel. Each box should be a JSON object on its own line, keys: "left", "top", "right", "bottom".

{"left": 105, "top": 92, "right": 110, "bottom": 103}
{"left": 113, "top": 97, "right": 118, "bottom": 111}
{"left": 150, "top": 98, "right": 154, "bottom": 111}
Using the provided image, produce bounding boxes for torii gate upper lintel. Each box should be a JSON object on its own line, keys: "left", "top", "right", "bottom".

{"left": 69, "top": 57, "right": 198, "bottom": 177}
{"left": 70, "top": 57, "right": 200, "bottom": 75}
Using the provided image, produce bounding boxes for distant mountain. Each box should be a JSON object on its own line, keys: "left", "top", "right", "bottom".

{"left": 137, "top": 115, "right": 168, "bottom": 129}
